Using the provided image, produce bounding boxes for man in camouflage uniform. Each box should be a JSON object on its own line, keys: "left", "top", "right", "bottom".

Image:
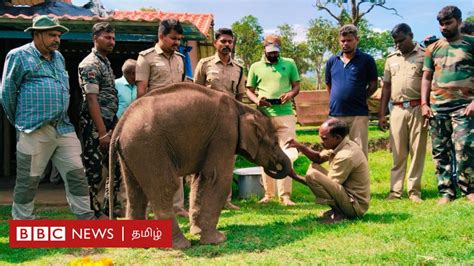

{"left": 78, "top": 22, "right": 120, "bottom": 217}
{"left": 379, "top": 23, "right": 427, "bottom": 203}
{"left": 421, "top": 6, "right": 474, "bottom": 204}
{"left": 135, "top": 18, "right": 189, "bottom": 217}
{"left": 194, "top": 27, "right": 245, "bottom": 210}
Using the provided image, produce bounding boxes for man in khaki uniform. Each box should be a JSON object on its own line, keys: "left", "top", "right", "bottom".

{"left": 379, "top": 23, "right": 427, "bottom": 203}
{"left": 194, "top": 28, "right": 244, "bottom": 210}
{"left": 136, "top": 19, "right": 186, "bottom": 97}
{"left": 135, "top": 19, "right": 188, "bottom": 217}
{"left": 194, "top": 28, "right": 245, "bottom": 101}
{"left": 286, "top": 118, "right": 370, "bottom": 224}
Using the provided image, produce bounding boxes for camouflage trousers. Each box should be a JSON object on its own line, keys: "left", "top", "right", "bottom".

{"left": 80, "top": 115, "right": 122, "bottom": 217}
{"left": 429, "top": 107, "right": 474, "bottom": 198}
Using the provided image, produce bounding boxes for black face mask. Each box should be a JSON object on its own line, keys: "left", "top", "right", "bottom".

{"left": 266, "top": 54, "right": 279, "bottom": 63}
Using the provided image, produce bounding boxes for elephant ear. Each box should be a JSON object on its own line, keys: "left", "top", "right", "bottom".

{"left": 238, "top": 113, "right": 260, "bottom": 160}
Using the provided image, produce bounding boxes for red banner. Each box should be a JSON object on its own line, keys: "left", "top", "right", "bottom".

{"left": 9, "top": 220, "right": 172, "bottom": 248}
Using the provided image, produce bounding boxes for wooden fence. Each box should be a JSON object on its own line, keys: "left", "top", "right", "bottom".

{"left": 294, "top": 89, "right": 382, "bottom": 126}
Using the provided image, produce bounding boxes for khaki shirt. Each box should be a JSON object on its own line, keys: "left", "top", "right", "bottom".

{"left": 383, "top": 44, "right": 425, "bottom": 102}
{"left": 194, "top": 53, "right": 245, "bottom": 97}
{"left": 136, "top": 44, "right": 185, "bottom": 91}
{"left": 321, "top": 138, "right": 370, "bottom": 215}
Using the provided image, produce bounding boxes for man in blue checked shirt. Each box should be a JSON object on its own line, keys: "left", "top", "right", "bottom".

{"left": 115, "top": 59, "right": 137, "bottom": 118}
{"left": 0, "top": 15, "right": 96, "bottom": 220}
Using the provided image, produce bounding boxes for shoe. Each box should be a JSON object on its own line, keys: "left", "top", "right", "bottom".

{"left": 437, "top": 197, "right": 452, "bottom": 205}
{"left": 321, "top": 209, "right": 334, "bottom": 219}
{"left": 175, "top": 209, "right": 189, "bottom": 218}
{"left": 465, "top": 193, "right": 474, "bottom": 202}
{"left": 224, "top": 202, "right": 240, "bottom": 210}
{"left": 409, "top": 195, "right": 423, "bottom": 203}
{"left": 281, "top": 198, "right": 296, "bottom": 206}
{"left": 319, "top": 210, "right": 347, "bottom": 224}
{"left": 386, "top": 193, "right": 401, "bottom": 200}
{"left": 258, "top": 196, "right": 272, "bottom": 204}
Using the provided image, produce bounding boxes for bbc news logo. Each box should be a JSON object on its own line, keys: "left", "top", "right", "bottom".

{"left": 16, "top": 226, "right": 66, "bottom": 241}
{"left": 9, "top": 220, "right": 172, "bottom": 248}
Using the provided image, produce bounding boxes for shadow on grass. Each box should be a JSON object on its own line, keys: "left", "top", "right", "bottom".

{"left": 0, "top": 241, "right": 107, "bottom": 264}
{"left": 182, "top": 210, "right": 410, "bottom": 257}
{"left": 0, "top": 205, "right": 109, "bottom": 264}
{"left": 361, "top": 212, "right": 410, "bottom": 223}
{"left": 370, "top": 188, "right": 440, "bottom": 200}
{"left": 0, "top": 226, "right": 107, "bottom": 264}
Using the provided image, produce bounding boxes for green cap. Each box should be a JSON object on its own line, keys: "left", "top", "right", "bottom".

{"left": 24, "top": 15, "right": 69, "bottom": 33}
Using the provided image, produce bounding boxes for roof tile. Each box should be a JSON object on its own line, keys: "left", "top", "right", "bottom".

{"left": 0, "top": 10, "right": 213, "bottom": 37}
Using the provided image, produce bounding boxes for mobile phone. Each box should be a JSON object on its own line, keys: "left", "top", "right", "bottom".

{"left": 266, "top": 98, "right": 282, "bottom": 105}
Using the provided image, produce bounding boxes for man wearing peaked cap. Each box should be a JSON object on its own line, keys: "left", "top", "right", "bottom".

{"left": 246, "top": 34, "right": 301, "bottom": 207}
{"left": 1, "top": 15, "right": 96, "bottom": 220}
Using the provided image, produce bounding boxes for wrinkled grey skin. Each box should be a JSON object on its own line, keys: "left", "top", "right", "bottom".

{"left": 109, "top": 83, "right": 291, "bottom": 249}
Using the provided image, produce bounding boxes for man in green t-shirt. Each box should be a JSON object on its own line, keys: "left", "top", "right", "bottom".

{"left": 246, "top": 34, "right": 300, "bottom": 206}
{"left": 421, "top": 5, "right": 474, "bottom": 204}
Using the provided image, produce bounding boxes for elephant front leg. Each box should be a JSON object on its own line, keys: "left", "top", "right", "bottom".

{"left": 132, "top": 162, "right": 191, "bottom": 249}
{"left": 146, "top": 177, "right": 191, "bottom": 249}
{"left": 189, "top": 162, "right": 233, "bottom": 245}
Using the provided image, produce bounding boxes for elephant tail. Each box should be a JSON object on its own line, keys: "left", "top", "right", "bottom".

{"left": 108, "top": 130, "right": 120, "bottom": 220}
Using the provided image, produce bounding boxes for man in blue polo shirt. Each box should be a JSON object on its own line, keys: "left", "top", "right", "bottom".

{"left": 325, "top": 24, "right": 378, "bottom": 158}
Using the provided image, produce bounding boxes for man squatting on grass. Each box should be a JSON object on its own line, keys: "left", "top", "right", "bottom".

{"left": 286, "top": 118, "right": 370, "bottom": 224}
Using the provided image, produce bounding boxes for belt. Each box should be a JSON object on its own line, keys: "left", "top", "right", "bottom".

{"left": 392, "top": 99, "right": 421, "bottom": 109}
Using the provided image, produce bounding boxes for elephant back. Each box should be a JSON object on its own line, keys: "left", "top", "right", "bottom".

{"left": 115, "top": 82, "right": 240, "bottom": 171}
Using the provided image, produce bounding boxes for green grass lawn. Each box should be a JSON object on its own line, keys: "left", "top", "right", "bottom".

{"left": 296, "top": 125, "right": 389, "bottom": 144}
{"left": 1, "top": 132, "right": 473, "bottom": 264}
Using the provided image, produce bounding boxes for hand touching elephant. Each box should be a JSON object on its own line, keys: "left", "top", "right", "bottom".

{"left": 108, "top": 82, "right": 291, "bottom": 248}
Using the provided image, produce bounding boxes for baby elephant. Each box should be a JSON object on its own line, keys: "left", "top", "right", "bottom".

{"left": 108, "top": 83, "right": 291, "bottom": 248}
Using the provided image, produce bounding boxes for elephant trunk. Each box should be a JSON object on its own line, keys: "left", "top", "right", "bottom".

{"left": 263, "top": 154, "right": 291, "bottom": 179}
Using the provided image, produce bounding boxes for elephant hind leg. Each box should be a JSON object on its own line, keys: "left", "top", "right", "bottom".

{"left": 122, "top": 158, "right": 148, "bottom": 219}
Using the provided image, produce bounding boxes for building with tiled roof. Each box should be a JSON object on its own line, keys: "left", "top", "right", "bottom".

{"left": 0, "top": 0, "right": 215, "bottom": 177}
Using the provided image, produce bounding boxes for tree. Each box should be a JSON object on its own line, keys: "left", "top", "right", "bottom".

{"left": 467, "top": 15, "right": 474, "bottom": 23}
{"left": 140, "top": 7, "right": 159, "bottom": 12}
{"left": 306, "top": 17, "right": 339, "bottom": 90}
{"left": 315, "top": 0, "right": 400, "bottom": 26}
{"left": 356, "top": 19, "right": 393, "bottom": 76}
{"left": 276, "top": 24, "right": 310, "bottom": 74}
{"left": 357, "top": 19, "right": 393, "bottom": 58}
{"left": 306, "top": 16, "right": 392, "bottom": 89}
{"left": 300, "top": 76, "right": 318, "bottom": 91}
{"left": 231, "top": 16, "right": 264, "bottom": 71}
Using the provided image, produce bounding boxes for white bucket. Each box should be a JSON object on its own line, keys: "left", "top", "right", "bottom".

{"left": 233, "top": 167, "right": 264, "bottom": 199}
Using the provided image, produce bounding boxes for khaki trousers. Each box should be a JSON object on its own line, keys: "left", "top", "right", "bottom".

{"left": 305, "top": 163, "right": 361, "bottom": 218}
{"left": 389, "top": 106, "right": 428, "bottom": 197}
{"left": 330, "top": 116, "right": 369, "bottom": 158}
{"left": 13, "top": 125, "right": 95, "bottom": 220}
{"left": 173, "top": 176, "right": 185, "bottom": 212}
{"left": 261, "top": 115, "right": 297, "bottom": 199}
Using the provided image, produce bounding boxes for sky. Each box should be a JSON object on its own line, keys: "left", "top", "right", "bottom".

{"left": 76, "top": 0, "right": 473, "bottom": 44}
